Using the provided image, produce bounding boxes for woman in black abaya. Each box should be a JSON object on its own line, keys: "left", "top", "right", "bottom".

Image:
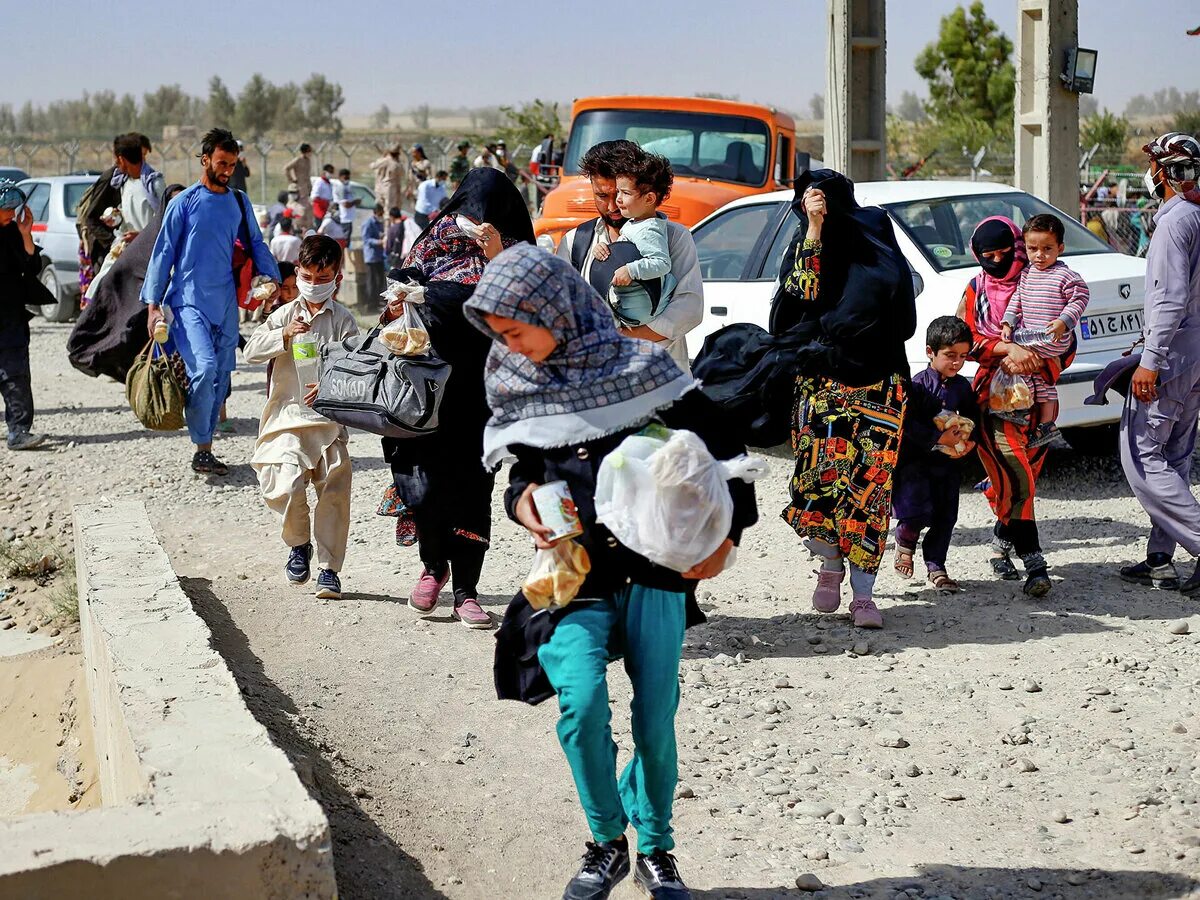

{"left": 381, "top": 168, "right": 534, "bottom": 629}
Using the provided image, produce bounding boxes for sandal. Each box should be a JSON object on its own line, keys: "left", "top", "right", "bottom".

{"left": 191, "top": 450, "right": 229, "bottom": 476}
{"left": 929, "top": 568, "right": 960, "bottom": 592}
{"left": 894, "top": 546, "right": 916, "bottom": 579}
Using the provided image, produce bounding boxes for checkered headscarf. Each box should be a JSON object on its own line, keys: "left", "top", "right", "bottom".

{"left": 464, "top": 244, "right": 691, "bottom": 465}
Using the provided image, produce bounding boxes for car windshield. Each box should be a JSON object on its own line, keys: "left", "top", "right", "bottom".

{"left": 886, "top": 192, "right": 1114, "bottom": 271}
{"left": 63, "top": 182, "right": 89, "bottom": 219}
{"left": 564, "top": 109, "right": 770, "bottom": 186}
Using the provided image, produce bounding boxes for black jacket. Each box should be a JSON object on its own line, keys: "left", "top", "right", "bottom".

{"left": 0, "top": 223, "right": 42, "bottom": 348}
{"left": 493, "top": 389, "right": 758, "bottom": 704}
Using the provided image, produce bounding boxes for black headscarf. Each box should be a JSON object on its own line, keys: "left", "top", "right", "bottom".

{"left": 415, "top": 167, "right": 534, "bottom": 248}
{"left": 970, "top": 217, "right": 1020, "bottom": 279}
{"left": 766, "top": 168, "right": 916, "bottom": 386}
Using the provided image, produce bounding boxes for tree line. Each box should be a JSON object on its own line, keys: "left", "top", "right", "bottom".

{"left": 0, "top": 73, "right": 346, "bottom": 142}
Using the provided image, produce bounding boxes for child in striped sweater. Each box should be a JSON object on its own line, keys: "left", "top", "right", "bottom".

{"left": 1000, "top": 213, "right": 1090, "bottom": 448}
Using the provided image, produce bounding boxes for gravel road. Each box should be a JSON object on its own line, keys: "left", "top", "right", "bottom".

{"left": 5, "top": 320, "right": 1200, "bottom": 900}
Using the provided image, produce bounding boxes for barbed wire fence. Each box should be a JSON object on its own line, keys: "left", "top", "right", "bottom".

{"left": 8, "top": 135, "right": 540, "bottom": 210}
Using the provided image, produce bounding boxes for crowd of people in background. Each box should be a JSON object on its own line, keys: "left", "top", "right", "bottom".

{"left": 1, "top": 119, "right": 1199, "bottom": 900}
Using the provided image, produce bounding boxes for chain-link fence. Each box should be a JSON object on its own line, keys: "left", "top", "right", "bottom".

{"left": 1079, "top": 205, "right": 1156, "bottom": 258}
{"left": 4, "top": 134, "right": 543, "bottom": 210}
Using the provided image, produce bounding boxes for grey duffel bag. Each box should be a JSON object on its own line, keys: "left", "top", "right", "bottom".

{"left": 312, "top": 327, "right": 450, "bottom": 438}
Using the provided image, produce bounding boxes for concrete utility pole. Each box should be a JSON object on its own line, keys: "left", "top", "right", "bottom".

{"left": 1014, "top": 0, "right": 1081, "bottom": 214}
{"left": 825, "top": 0, "right": 887, "bottom": 181}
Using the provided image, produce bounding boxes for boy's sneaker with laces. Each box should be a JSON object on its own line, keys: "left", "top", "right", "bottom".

{"left": 315, "top": 569, "right": 341, "bottom": 600}
{"left": 1120, "top": 554, "right": 1180, "bottom": 590}
{"left": 633, "top": 850, "right": 692, "bottom": 899}
{"left": 1027, "top": 423, "right": 1060, "bottom": 449}
{"left": 562, "top": 836, "right": 630, "bottom": 900}
{"left": 409, "top": 568, "right": 449, "bottom": 614}
{"left": 286, "top": 543, "right": 312, "bottom": 585}
{"left": 7, "top": 431, "right": 46, "bottom": 451}
{"left": 849, "top": 596, "right": 883, "bottom": 629}
{"left": 453, "top": 598, "right": 492, "bottom": 629}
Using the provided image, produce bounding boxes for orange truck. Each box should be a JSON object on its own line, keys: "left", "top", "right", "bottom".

{"left": 534, "top": 95, "right": 800, "bottom": 249}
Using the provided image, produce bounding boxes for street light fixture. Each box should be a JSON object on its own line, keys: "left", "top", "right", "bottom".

{"left": 1061, "top": 47, "right": 1098, "bottom": 94}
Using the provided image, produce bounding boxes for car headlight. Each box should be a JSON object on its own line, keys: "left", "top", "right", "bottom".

{"left": 536, "top": 234, "right": 556, "bottom": 252}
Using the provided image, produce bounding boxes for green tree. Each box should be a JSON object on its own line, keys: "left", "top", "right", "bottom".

{"left": 140, "top": 84, "right": 195, "bottom": 136}
{"left": 370, "top": 104, "right": 391, "bottom": 130}
{"left": 896, "top": 91, "right": 927, "bottom": 124}
{"left": 207, "top": 77, "right": 236, "bottom": 129}
{"left": 301, "top": 74, "right": 344, "bottom": 138}
{"left": 235, "top": 74, "right": 278, "bottom": 138}
{"left": 271, "top": 82, "right": 305, "bottom": 129}
{"left": 914, "top": 2, "right": 1014, "bottom": 135}
{"left": 0, "top": 104, "right": 14, "bottom": 135}
{"left": 497, "top": 100, "right": 562, "bottom": 158}
{"left": 1175, "top": 109, "right": 1200, "bottom": 140}
{"left": 1081, "top": 110, "right": 1130, "bottom": 165}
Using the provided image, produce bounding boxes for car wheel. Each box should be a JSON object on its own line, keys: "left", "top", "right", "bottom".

{"left": 1061, "top": 423, "right": 1118, "bottom": 456}
{"left": 38, "top": 265, "right": 77, "bottom": 323}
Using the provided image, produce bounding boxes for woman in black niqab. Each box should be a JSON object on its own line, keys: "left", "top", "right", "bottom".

{"left": 772, "top": 169, "right": 915, "bottom": 630}
{"left": 380, "top": 167, "right": 535, "bottom": 627}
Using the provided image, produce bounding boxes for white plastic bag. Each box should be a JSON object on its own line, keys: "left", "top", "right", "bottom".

{"left": 595, "top": 427, "right": 767, "bottom": 573}
{"left": 379, "top": 279, "right": 431, "bottom": 356}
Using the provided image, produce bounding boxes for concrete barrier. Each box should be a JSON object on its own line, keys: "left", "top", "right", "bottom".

{"left": 0, "top": 500, "right": 336, "bottom": 900}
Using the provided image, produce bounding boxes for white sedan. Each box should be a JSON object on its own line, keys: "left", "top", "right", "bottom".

{"left": 686, "top": 181, "right": 1147, "bottom": 454}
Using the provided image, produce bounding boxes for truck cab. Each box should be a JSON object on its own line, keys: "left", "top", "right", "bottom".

{"left": 535, "top": 96, "right": 799, "bottom": 249}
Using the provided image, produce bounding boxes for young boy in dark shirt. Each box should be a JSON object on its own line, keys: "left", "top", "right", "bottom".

{"left": 893, "top": 316, "right": 978, "bottom": 591}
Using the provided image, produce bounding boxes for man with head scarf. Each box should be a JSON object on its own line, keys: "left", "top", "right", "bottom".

{"left": 557, "top": 140, "right": 704, "bottom": 373}
{"left": 0, "top": 183, "right": 45, "bottom": 450}
{"left": 1119, "top": 132, "right": 1200, "bottom": 594}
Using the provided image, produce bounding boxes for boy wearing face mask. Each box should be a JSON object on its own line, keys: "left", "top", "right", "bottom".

{"left": 244, "top": 235, "right": 359, "bottom": 600}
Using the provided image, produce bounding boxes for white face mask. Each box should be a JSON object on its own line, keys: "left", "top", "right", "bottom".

{"left": 1144, "top": 166, "right": 1165, "bottom": 201}
{"left": 296, "top": 275, "right": 338, "bottom": 306}
{"left": 455, "top": 215, "right": 485, "bottom": 240}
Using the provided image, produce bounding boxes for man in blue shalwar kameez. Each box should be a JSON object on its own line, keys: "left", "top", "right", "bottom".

{"left": 142, "top": 128, "right": 279, "bottom": 475}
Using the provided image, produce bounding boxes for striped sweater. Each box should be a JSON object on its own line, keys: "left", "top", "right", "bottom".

{"left": 1003, "top": 260, "right": 1090, "bottom": 354}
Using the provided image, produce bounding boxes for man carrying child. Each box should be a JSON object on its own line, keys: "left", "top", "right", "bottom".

{"left": 244, "top": 235, "right": 358, "bottom": 600}
{"left": 893, "top": 316, "right": 977, "bottom": 592}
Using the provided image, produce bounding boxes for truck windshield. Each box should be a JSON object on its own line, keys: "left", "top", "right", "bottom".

{"left": 564, "top": 110, "right": 770, "bottom": 186}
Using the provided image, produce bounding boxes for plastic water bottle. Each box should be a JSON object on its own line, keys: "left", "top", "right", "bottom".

{"left": 292, "top": 333, "right": 320, "bottom": 399}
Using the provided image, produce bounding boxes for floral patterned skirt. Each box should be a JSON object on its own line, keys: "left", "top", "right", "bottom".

{"left": 781, "top": 373, "right": 906, "bottom": 574}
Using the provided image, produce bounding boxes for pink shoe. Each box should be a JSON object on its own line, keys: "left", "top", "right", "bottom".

{"left": 850, "top": 597, "right": 883, "bottom": 629}
{"left": 409, "top": 568, "right": 449, "bottom": 614}
{"left": 812, "top": 569, "right": 845, "bottom": 613}
{"left": 453, "top": 598, "right": 493, "bottom": 630}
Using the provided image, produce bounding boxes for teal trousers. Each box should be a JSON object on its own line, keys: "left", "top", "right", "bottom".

{"left": 537, "top": 585, "right": 687, "bottom": 855}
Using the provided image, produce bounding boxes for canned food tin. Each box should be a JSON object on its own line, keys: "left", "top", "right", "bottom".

{"left": 532, "top": 480, "right": 584, "bottom": 541}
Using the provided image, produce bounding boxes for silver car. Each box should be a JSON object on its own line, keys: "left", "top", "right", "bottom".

{"left": 18, "top": 175, "right": 96, "bottom": 322}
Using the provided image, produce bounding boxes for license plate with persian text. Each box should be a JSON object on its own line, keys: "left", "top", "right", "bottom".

{"left": 1080, "top": 309, "right": 1143, "bottom": 340}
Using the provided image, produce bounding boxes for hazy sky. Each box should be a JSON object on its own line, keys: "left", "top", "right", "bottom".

{"left": 5, "top": 0, "right": 1199, "bottom": 116}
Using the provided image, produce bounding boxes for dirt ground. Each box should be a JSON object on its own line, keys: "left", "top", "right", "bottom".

{"left": 4, "top": 320, "right": 1200, "bottom": 900}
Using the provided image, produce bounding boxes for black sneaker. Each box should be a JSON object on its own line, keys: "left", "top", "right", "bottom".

{"left": 1121, "top": 555, "right": 1181, "bottom": 590}
{"left": 562, "top": 836, "right": 630, "bottom": 900}
{"left": 634, "top": 850, "right": 692, "bottom": 899}
{"left": 990, "top": 555, "right": 1021, "bottom": 581}
{"left": 1180, "top": 562, "right": 1200, "bottom": 597}
{"left": 191, "top": 450, "right": 229, "bottom": 475}
{"left": 1022, "top": 554, "right": 1052, "bottom": 598}
{"left": 286, "top": 543, "right": 312, "bottom": 585}
{"left": 7, "top": 431, "right": 46, "bottom": 451}
{"left": 315, "top": 569, "right": 342, "bottom": 600}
